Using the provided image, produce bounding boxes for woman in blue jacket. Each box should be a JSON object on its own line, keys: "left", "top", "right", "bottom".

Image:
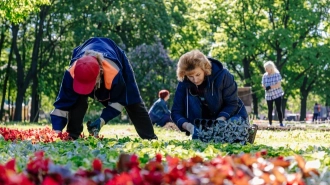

{"left": 50, "top": 37, "right": 157, "bottom": 140}
{"left": 171, "top": 50, "right": 249, "bottom": 141}
{"left": 148, "top": 90, "right": 172, "bottom": 127}
{"left": 148, "top": 90, "right": 179, "bottom": 131}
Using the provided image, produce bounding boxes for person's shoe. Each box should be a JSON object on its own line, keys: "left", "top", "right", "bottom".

{"left": 279, "top": 123, "right": 285, "bottom": 127}
{"left": 268, "top": 124, "right": 272, "bottom": 127}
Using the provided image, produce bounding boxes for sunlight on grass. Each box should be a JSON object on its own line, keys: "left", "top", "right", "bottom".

{"left": 255, "top": 130, "right": 330, "bottom": 149}
{"left": 2, "top": 123, "right": 330, "bottom": 150}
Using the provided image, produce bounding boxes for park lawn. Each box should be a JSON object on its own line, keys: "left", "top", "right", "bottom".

{"left": 3, "top": 123, "right": 330, "bottom": 150}
{"left": 1, "top": 122, "right": 330, "bottom": 183}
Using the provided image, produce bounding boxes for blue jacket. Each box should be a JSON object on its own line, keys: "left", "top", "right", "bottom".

{"left": 148, "top": 98, "right": 171, "bottom": 122}
{"left": 51, "top": 37, "right": 142, "bottom": 131}
{"left": 171, "top": 58, "right": 248, "bottom": 131}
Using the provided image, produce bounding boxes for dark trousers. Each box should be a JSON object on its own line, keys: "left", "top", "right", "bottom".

{"left": 266, "top": 96, "right": 283, "bottom": 125}
{"left": 125, "top": 102, "right": 158, "bottom": 139}
{"left": 312, "top": 113, "right": 319, "bottom": 122}
{"left": 152, "top": 114, "right": 172, "bottom": 127}
{"left": 66, "top": 95, "right": 157, "bottom": 140}
{"left": 67, "top": 95, "right": 89, "bottom": 139}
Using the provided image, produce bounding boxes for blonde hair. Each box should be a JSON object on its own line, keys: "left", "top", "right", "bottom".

{"left": 176, "top": 50, "right": 212, "bottom": 81}
{"left": 84, "top": 50, "right": 104, "bottom": 74}
{"left": 264, "top": 61, "right": 279, "bottom": 74}
{"left": 84, "top": 50, "right": 104, "bottom": 89}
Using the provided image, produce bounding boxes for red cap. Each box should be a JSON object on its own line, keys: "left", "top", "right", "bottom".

{"left": 73, "top": 56, "right": 100, "bottom": 95}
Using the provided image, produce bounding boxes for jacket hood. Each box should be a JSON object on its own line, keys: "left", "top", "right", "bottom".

{"left": 207, "top": 57, "right": 224, "bottom": 82}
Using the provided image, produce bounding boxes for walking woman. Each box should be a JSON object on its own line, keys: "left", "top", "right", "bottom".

{"left": 262, "top": 61, "right": 284, "bottom": 127}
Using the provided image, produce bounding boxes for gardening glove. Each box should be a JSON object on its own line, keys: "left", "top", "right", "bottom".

{"left": 87, "top": 118, "right": 105, "bottom": 137}
{"left": 183, "top": 122, "right": 199, "bottom": 138}
{"left": 266, "top": 86, "right": 271, "bottom": 91}
{"left": 216, "top": 117, "right": 226, "bottom": 121}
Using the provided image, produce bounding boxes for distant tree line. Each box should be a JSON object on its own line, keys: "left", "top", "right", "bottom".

{"left": 0, "top": 0, "right": 329, "bottom": 122}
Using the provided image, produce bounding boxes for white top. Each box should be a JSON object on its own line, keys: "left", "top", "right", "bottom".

{"left": 262, "top": 73, "right": 284, "bottom": 100}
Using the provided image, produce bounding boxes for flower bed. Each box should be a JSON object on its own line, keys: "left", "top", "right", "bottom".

{"left": 1, "top": 126, "right": 330, "bottom": 184}
{"left": 0, "top": 127, "right": 83, "bottom": 142}
{"left": 0, "top": 150, "right": 322, "bottom": 185}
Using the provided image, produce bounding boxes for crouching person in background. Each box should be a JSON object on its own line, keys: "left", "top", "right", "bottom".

{"left": 148, "top": 89, "right": 180, "bottom": 131}
{"left": 50, "top": 37, "right": 157, "bottom": 140}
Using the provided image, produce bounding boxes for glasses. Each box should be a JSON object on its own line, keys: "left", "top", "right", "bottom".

{"left": 93, "top": 75, "right": 110, "bottom": 102}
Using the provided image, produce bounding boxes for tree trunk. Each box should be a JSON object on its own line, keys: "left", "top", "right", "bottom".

{"left": 242, "top": 57, "right": 257, "bottom": 116}
{"left": 29, "top": 6, "right": 49, "bottom": 123}
{"left": 13, "top": 6, "right": 49, "bottom": 121}
{"left": 0, "top": 36, "right": 13, "bottom": 120}
{"left": 252, "top": 93, "right": 258, "bottom": 116}
{"left": 11, "top": 24, "right": 25, "bottom": 121}
{"left": 299, "top": 76, "right": 314, "bottom": 121}
{"left": 300, "top": 91, "right": 308, "bottom": 121}
{"left": 30, "top": 77, "right": 39, "bottom": 122}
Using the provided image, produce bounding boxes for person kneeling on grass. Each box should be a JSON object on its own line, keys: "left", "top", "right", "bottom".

{"left": 148, "top": 90, "right": 180, "bottom": 131}
{"left": 171, "top": 50, "right": 249, "bottom": 143}
{"left": 50, "top": 37, "right": 157, "bottom": 140}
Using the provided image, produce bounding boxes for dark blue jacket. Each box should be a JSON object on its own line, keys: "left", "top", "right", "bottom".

{"left": 148, "top": 98, "right": 171, "bottom": 122}
{"left": 171, "top": 58, "right": 248, "bottom": 131}
{"left": 51, "top": 37, "right": 142, "bottom": 130}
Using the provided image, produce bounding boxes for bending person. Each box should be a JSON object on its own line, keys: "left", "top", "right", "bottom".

{"left": 50, "top": 37, "right": 157, "bottom": 140}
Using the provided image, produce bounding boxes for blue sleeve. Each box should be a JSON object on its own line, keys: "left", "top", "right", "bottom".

{"left": 100, "top": 106, "right": 121, "bottom": 123}
{"left": 50, "top": 114, "right": 67, "bottom": 131}
{"left": 53, "top": 71, "right": 79, "bottom": 110}
{"left": 217, "top": 70, "right": 239, "bottom": 119}
{"left": 171, "top": 83, "right": 190, "bottom": 131}
{"left": 160, "top": 101, "right": 170, "bottom": 114}
{"left": 51, "top": 71, "right": 79, "bottom": 131}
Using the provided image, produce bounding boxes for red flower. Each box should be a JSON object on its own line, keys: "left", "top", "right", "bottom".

{"left": 42, "top": 176, "right": 61, "bottom": 185}
{"left": 106, "top": 173, "right": 133, "bottom": 185}
{"left": 5, "top": 159, "right": 16, "bottom": 172}
{"left": 130, "top": 154, "right": 140, "bottom": 168}
{"left": 129, "top": 167, "right": 144, "bottom": 185}
{"left": 92, "top": 158, "right": 102, "bottom": 172}
{"left": 155, "top": 154, "right": 162, "bottom": 163}
{"left": 8, "top": 174, "right": 34, "bottom": 185}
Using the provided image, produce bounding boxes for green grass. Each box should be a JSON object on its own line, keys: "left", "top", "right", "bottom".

{"left": 2, "top": 122, "right": 330, "bottom": 150}
{"left": 2, "top": 122, "right": 330, "bottom": 172}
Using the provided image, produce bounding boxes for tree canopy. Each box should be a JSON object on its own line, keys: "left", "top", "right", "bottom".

{"left": 0, "top": 0, "right": 329, "bottom": 122}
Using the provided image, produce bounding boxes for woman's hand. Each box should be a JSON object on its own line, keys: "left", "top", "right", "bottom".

{"left": 182, "top": 122, "right": 195, "bottom": 134}
{"left": 216, "top": 117, "right": 226, "bottom": 121}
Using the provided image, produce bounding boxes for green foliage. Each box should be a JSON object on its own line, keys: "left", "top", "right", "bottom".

{"left": 127, "top": 39, "right": 177, "bottom": 108}
{"left": 1, "top": 0, "right": 330, "bottom": 121}
{"left": 64, "top": 0, "right": 174, "bottom": 49}
{"left": 167, "top": 0, "right": 206, "bottom": 59}
{"left": 0, "top": 0, "right": 50, "bottom": 24}
{"left": 1, "top": 124, "right": 330, "bottom": 172}
{"left": 183, "top": 0, "right": 330, "bottom": 116}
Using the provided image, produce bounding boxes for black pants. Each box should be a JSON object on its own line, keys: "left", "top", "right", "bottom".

{"left": 312, "top": 113, "right": 319, "bottom": 122}
{"left": 125, "top": 102, "right": 158, "bottom": 139}
{"left": 266, "top": 96, "right": 283, "bottom": 125}
{"left": 66, "top": 95, "right": 157, "bottom": 140}
{"left": 67, "top": 95, "right": 89, "bottom": 139}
